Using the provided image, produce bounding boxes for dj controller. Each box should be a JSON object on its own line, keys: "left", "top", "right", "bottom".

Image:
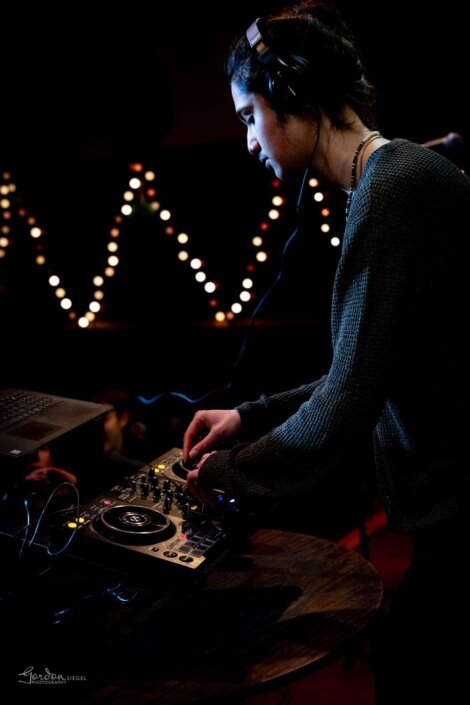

{"left": 66, "top": 448, "right": 242, "bottom": 589}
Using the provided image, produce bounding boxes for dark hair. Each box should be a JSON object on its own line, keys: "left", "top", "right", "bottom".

{"left": 226, "top": 1, "right": 377, "bottom": 129}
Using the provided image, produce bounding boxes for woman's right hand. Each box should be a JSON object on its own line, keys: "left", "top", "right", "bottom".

{"left": 183, "top": 409, "right": 241, "bottom": 464}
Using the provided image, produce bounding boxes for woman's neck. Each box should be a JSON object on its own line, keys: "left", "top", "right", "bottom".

{"left": 313, "top": 110, "right": 388, "bottom": 190}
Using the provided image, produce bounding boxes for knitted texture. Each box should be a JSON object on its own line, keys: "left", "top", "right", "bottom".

{"left": 199, "top": 140, "right": 470, "bottom": 533}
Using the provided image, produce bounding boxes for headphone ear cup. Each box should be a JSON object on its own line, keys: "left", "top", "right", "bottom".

{"left": 246, "top": 20, "right": 313, "bottom": 111}
{"left": 266, "top": 55, "right": 312, "bottom": 110}
{"left": 266, "top": 63, "right": 289, "bottom": 103}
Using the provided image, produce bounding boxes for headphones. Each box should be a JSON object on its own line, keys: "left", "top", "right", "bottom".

{"left": 246, "top": 18, "right": 314, "bottom": 110}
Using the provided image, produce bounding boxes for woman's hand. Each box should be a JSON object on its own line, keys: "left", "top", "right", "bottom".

{"left": 186, "top": 452, "right": 216, "bottom": 504}
{"left": 183, "top": 409, "right": 241, "bottom": 463}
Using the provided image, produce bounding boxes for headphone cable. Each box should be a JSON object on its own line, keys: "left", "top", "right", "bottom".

{"left": 139, "top": 130, "right": 320, "bottom": 407}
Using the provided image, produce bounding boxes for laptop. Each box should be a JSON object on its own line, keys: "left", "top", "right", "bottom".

{"left": 0, "top": 388, "right": 111, "bottom": 458}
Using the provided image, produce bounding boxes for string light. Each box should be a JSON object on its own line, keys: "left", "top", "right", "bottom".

{"left": 1, "top": 164, "right": 155, "bottom": 326}
{"left": 308, "top": 179, "right": 336, "bottom": 248}
{"left": 0, "top": 172, "right": 14, "bottom": 259}
{"left": 1, "top": 165, "right": 338, "bottom": 324}
{"left": 160, "top": 177, "right": 290, "bottom": 322}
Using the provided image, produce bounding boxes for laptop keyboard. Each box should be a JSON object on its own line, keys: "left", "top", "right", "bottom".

{"left": 0, "top": 390, "right": 59, "bottom": 430}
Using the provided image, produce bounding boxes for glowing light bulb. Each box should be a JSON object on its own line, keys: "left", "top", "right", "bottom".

{"left": 178, "top": 251, "right": 189, "bottom": 261}
{"left": 160, "top": 209, "right": 171, "bottom": 221}
{"left": 204, "top": 282, "right": 216, "bottom": 293}
{"left": 121, "top": 204, "right": 132, "bottom": 216}
{"left": 60, "top": 298, "right": 72, "bottom": 309}
{"left": 231, "top": 302, "right": 242, "bottom": 314}
{"left": 190, "top": 258, "right": 202, "bottom": 270}
{"left": 240, "top": 290, "right": 251, "bottom": 302}
{"left": 242, "top": 278, "right": 253, "bottom": 289}
{"left": 48, "top": 275, "right": 60, "bottom": 286}
{"left": 256, "top": 251, "right": 268, "bottom": 262}
{"left": 252, "top": 236, "right": 263, "bottom": 247}
{"left": 321, "top": 224, "right": 330, "bottom": 233}
{"left": 0, "top": 198, "right": 10, "bottom": 208}
{"left": 272, "top": 195, "right": 283, "bottom": 206}
{"left": 129, "top": 178, "right": 141, "bottom": 189}
{"left": 30, "top": 227, "right": 42, "bottom": 238}
{"left": 94, "top": 290, "right": 104, "bottom": 300}
{"left": 321, "top": 208, "right": 330, "bottom": 217}
{"left": 110, "top": 228, "right": 120, "bottom": 237}
{"left": 144, "top": 171, "right": 156, "bottom": 181}
{"left": 215, "top": 311, "right": 226, "bottom": 322}
{"left": 78, "top": 317, "right": 89, "bottom": 328}
{"left": 107, "top": 242, "right": 118, "bottom": 252}
{"left": 105, "top": 267, "right": 115, "bottom": 277}
{"left": 123, "top": 191, "right": 134, "bottom": 201}
{"left": 89, "top": 301, "right": 100, "bottom": 313}
{"left": 268, "top": 209, "right": 280, "bottom": 220}
{"left": 314, "top": 192, "right": 324, "bottom": 202}
{"left": 85, "top": 311, "right": 95, "bottom": 321}
{"left": 195, "top": 271, "right": 206, "bottom": 282}
{"left": 331, "top": 237, "right": 341, "bottom": 247}
{"left": 93, "top": 276, "right": 104, "bottom": 286}
{"left": 108, "top": 255, "right": 119, "bottom": 267}
{"left": 55, "top": 288, "right": 66, "bottom": 298}
{"left": 309, "top": 177, "right": 319, "bottom": 188}
{"left": 0, "top": 237, "right": 9, "bottom": 247}
{"left": 36, "top": 255, "right": 46, "bottom": 265}
{"left": 177, "top": 233, "right": 189, "bottom": 244}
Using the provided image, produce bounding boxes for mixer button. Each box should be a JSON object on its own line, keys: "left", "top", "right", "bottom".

{"left": 179, "top": 555, "right": 194, "bottom": 563}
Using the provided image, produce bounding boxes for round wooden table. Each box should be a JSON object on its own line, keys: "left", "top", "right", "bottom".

{"left": 4, "top": 527, "right": 382, "bottom": 704}
{"left": 56, "top": 527, "right": 382, "bottom": 704}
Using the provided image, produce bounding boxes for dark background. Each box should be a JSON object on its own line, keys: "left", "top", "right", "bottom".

{"left": 1, "top": 0, "right": 467, "bottom": 421}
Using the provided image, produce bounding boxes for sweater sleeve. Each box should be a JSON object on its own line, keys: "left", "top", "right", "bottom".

{"left": 235, "top": 376, "right": 327, "bottom": 441}
{"left": 199, "top": 183, "right": 420, "bottom": 501}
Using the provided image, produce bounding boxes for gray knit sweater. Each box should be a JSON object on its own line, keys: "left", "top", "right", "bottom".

{"left": 199, "top": 139, "right": 470, "bottom": 533}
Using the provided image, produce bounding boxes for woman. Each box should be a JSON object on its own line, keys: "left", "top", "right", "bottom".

{"left": 183, "top": 3, "right": 469, "bottom": 701}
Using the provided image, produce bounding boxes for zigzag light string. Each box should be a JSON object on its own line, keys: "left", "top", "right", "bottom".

{"left": 1, "top": 166, "right": 336, "bottom": 326}
{"left": 0, "top": 172, "right": 15, "bottom": 261}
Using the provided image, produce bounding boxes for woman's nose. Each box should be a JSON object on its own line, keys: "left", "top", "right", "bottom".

{"left": 247, "top": 132, "right": 261, "bottom": 155}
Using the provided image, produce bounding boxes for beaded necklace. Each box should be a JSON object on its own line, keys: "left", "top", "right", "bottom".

{"left": 345, "top": 131, "right": 382, "bottom": 221}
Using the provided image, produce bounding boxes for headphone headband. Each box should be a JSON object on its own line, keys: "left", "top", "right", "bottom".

{"left": 246, "top": 18, "right": 276, "bottom": 68}
{"left": 245, "top": 17, "right": 313, "bottom": 108}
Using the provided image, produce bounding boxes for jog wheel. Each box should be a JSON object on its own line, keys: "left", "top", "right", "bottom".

{"left": 171, "top": 460, "right": 195, "bottom": 480}
{"left": 93, "top": 504, "right": 174, "bottom": 544}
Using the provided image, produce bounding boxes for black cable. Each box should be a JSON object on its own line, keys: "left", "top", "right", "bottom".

{"left": 139, "top": 130, "right": 321, "bottom": 408}
{"left": 16, "top": 483, "right": 80, "bottom": 558}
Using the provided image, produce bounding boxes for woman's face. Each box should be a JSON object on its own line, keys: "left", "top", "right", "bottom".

{"left": 231, "top": 83, "right": 316, "bottom": 180}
